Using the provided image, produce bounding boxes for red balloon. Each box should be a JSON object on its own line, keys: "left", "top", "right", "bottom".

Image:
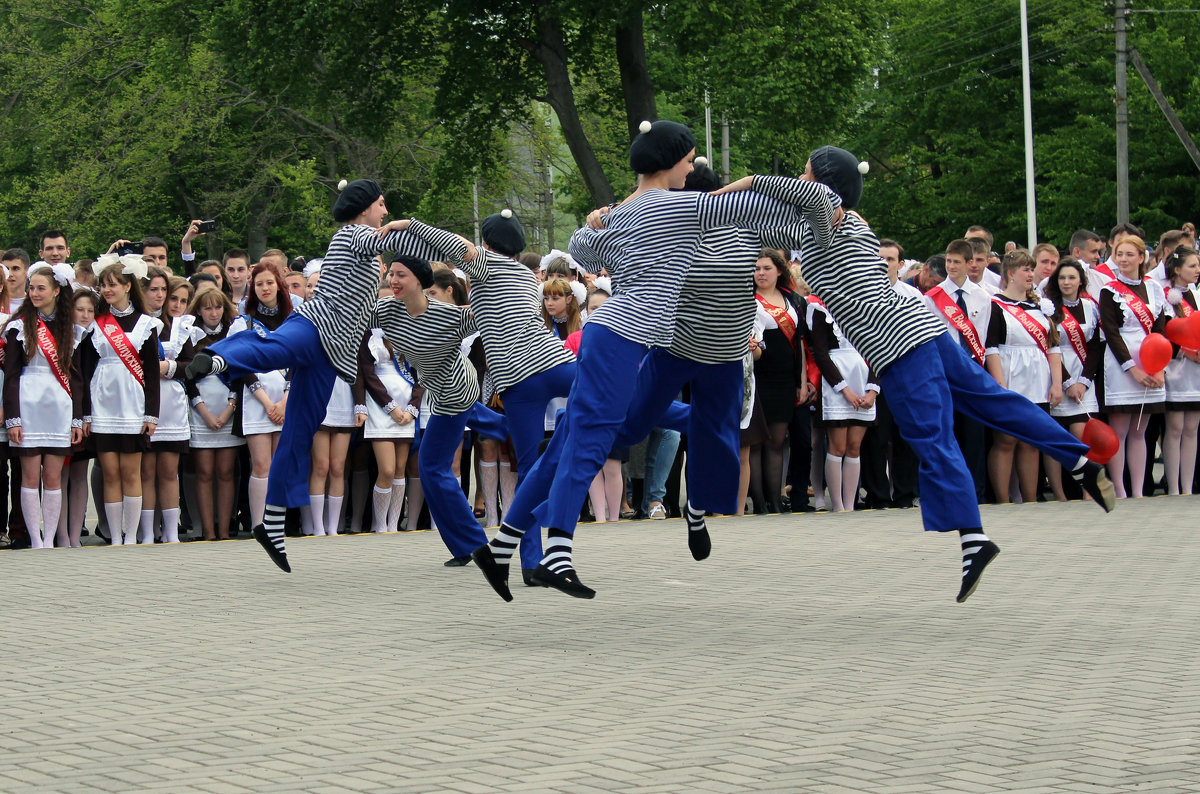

{"left": 1082, "top": 418, "right": 1120, "bottom": 465}
{"left": 1165, "top": 318, "right": 1198, "bottom": 350}
{"left": 1188, "top": 310, "right": 1200, "bottom": 342}
{"left": 1139, "top": 332, "right": 1173, "bottom": 375}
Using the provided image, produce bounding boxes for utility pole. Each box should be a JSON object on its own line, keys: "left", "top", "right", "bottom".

{"left": 720, "top": 115, "right": 730, "bottom": 183}
{"left": 1115, "top": 0, "right": 1130, "bottom": 224}
{"left": 1019, "top": 0, "right": 1037, "bottom": 248}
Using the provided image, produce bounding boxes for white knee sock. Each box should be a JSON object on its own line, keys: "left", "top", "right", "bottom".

{"left": 248, "top": 476, "right": 269, "bottom": 529}
{"left": 841, "top": 456, "right": 861, "bottom": 513}
{"left": 499, "top": 462, "right": 517, "bottom": 521}
{"left": 405, "top": 477, "right": 423, "bottom": 530}
{"left": 161, "top": 507, "right": 181, "bottom": 543}
{"left": 387, "top": 479, "right": 407, "bottom": 531}
{"left": 825, "top": 453, "right": 844, "bottom": 513}
{"left": 42, "top": 488, "right": 62, "bottom": 548}
{"left": 480, "top": 461, "right": 499, "bottom": 527}
{"left": 21, "top": 488, "right": 43, "bottom": 549}
{"left": 103, "top": 502, "right": 123, "bottom": 547}
{"left": 139, "top": 509, "right": 155, "bottom": 544}
{"left": 122, "top": 495, "right": 142, "bottom": 545}
{"left": 325, "top": 495, "right": 343, "bottom": 535}
{"left": 371, "top": 485, "right": 391, "bottom": 532}
{"left": 308, "top": 493, "right": 326, "bottom": 535}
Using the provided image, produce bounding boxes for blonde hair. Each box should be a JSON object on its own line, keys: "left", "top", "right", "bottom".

{"left": 541, "top": 277, "right": 581, "bottom": 335}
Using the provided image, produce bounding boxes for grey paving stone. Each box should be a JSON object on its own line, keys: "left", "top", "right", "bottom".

{"left": 0, "top": 498, "right": 1197, "bottom": 792}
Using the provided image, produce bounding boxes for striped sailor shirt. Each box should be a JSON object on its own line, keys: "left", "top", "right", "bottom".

{"left": 298, "top": 221, "right": 464, "bottom": 383}
{"left": 567, "top": 188, "right": 809, "bottom": 348}
{"left": 751, "top": 176, "right": 945, "bottom": 373}
{"left": 372, "top": 296, "right": 480, "bottom": 416}
{"left": 669, "top": 225, "right": 805, "bottom": 364}
{"left": 457, "top": 248, "right": 575, "bottom": 393}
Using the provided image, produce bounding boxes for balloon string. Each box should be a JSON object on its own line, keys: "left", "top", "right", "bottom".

{"left": 1137, "top": 387, "right": 1147, "bottom": 427}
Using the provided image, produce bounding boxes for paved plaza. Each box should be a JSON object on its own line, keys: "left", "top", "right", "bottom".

{"left": 0, "top": 498, "right": 1196, "bottom": 793}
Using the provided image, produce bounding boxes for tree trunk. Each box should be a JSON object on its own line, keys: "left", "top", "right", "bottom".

{"left": 533, "top": 9, "right": 615, "bottom": 207}
{"left": 614, "top": 9, "right": 657, "bottom": 142}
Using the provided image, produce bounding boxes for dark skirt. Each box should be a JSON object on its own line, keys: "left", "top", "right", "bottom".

{"left": 740, "top": 396, "right": 768, "bottom": 447}
{"left": 151, "top": 439, "right": 191, "bottom": 454}
{"left": 1105, "top": 402, "right": 1165, "bottom": 415}
{"left": 15, "top": 445, "right": 72, "bottom": 457}
{"left": 92, "top": 432, "right": 152, "bottom": 454}
{"left": 1166, "top": 401, "right": 1200, "bottom": 411}
{"left": 1053, "top": 413, "right": 1089, "bottom": 429}
{"left": 318, "top": 423, "right": 357, "bottom": 434}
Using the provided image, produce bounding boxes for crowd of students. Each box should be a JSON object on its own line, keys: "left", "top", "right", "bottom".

{"left": 0, "top": 198, "right": 1186, "bottom": 557}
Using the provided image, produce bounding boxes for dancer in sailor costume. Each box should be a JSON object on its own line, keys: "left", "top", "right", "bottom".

{"left": 716, "top": 146, "right": 1115, "bottom": 602}
{"left": 370, "top": 249, "right": 507, "bottom": 565}
{"left": 187, "top": 179, "right": 468, "bottom": 572}
{"left": 549, "top": 158, "right": 804, "bottom": 565}
{"left": 471, "top": 120, "right": 816, "bottom": 602}
{"left": 417, "top": 209, "right": 578, "bottom": 584}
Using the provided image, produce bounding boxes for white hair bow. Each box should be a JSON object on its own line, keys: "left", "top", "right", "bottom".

{"left": 540, "top": 249, "right": 582, "bottom": 273}
{"left": 28, "top": 261, "right": 74, "bottom": 288}
{"left": 120, "top": 254, "right": 149, "bottom": 281}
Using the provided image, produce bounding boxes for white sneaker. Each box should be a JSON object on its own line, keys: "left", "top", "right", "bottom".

{"left": 648, "top": 503, "right": 668, "bottom": 520}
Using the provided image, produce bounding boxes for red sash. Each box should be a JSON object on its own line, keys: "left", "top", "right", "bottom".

{"left": 98, "top": 313, "right": 145, "bottom": 386}
{"left": 1058, "top": 308, "right": 1088, "bottom": 364}
{"left": 927, "top": 285, "right": 986, "bottom": 365}
{"left": 995, "top": 299, "right": 1050, "bottom": 359}
{"left": 1107, "top": 280, "right": 1155, "bottom": 335}
{"left": 36, "top": 319, "right": 71, "bottom": 395}
{"left": 1093, "top": 262, "right": 1115, "bottom": 282}
{"left": 1178, "top": 290, "right": 1195, "bottom": 318}
{"left": 757, "top": 294, "right": 798, "bottom": 351}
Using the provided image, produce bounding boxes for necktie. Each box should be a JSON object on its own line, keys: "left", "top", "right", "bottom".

{"left": 956, "top": 288, "right": 973, "bottom": 354}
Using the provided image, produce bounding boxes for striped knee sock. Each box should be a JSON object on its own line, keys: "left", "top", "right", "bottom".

{"left": 488, "top": 522, "right": 526, "bottom": 565}
{"left": 542, "top": 527, "right": 574, "bottom": 574}
{"left": 262, "top": 504, "right": 287, "bottom": 554}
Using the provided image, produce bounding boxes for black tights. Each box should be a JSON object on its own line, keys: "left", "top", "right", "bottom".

{"left": 750, "top": 422, "right": 789, "bottom": 510}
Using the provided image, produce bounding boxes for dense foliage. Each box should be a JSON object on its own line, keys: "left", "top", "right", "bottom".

{"left": 1, "top": 0, "right": 1198, "bottom": 262}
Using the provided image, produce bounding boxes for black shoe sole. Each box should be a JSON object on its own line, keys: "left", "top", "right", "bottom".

{"left": 957, "top": 541, "right": 999, "bottom": 603}
{"left": 688, "top": 527, "right": 711, "bottom": 561}
{"left": 444, "top": 556, "right": 472, "bottom": 567}
{"left": 522, "top": 568, "right": 549, "bottom": 587}
{"left": 252, "top": 525, "right": 291, "bottom": 573}
{"left": 470, "top": 545, "right": 513, "bottom": 602}
{"left": 530, "top": 563, "right": 595, "bottom": 599}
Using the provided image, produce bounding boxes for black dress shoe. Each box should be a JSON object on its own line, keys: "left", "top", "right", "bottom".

{"left": 529, "top": 564, "right": 595, "bottom": 599}
{"left": 891, "top": 497, "right": 915, "bottom": 509}
{"left": 253, "top": 525, "right": 291, "bottom": 573}
{"left": 753, "top": 502, "right": 768, "bottom": 515}
{"left": 470, "top": 545, "right": 512, "bottom": 602}
{"left": 523, "top": 568, "right": 548, "bottom": 587}
{"left": 764, "top": 502, "right": 780, "bottom": 514}
{"left": 443, "top": 555, "right": 472, "bottom": 567}
{"left": 184, "top": 351, "right": 213, "bottom": 381}
{"left": 1074, "top": 462, "right": 1116, "bottom": 513}
{"left": 793, "top": 503, "right": 816, "bottom": 513}
{"left": 957, "top": 540, "right": 1000, "bottom": 603}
